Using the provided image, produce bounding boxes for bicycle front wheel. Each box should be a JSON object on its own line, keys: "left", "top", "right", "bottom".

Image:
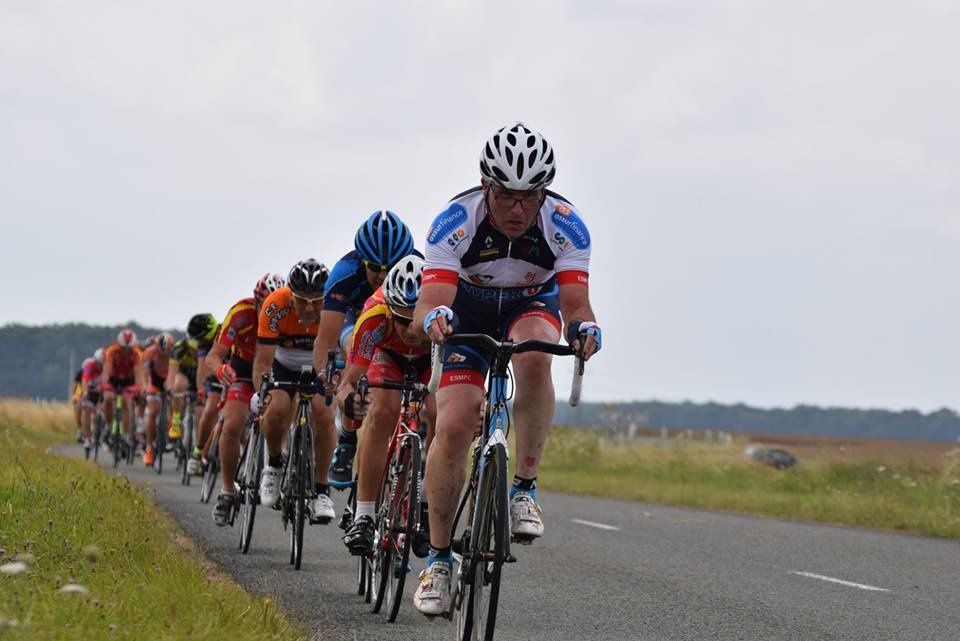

{"left": 387, "top": 437, "right": 421, "bottom": 622}
{"left": 460, "top": 443, "right": 508, "bottom": 641}
{"left": 239, "top": 427, "right": 262, "bottom": 554}
{"left": 200, "top": 432, "right": 220, "bottom": 504}
{"left": 292, "top": 426, "right": 307, "bottom": 571}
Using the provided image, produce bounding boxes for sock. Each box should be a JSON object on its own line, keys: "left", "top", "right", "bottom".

{"left": 192, "top": 446, "right": 202, "bottom": 457}
{"left": 268, "top": 454, "right": 284, "bottom": 469}
{"left": 314, "top": 483, "right": 329, "bottom": 496}
{"left": 338, "top": 428, "right": 357, "bottom": 445}
{"left": 172, "top": 411, "right": 181, "bottom": 426}
{"left": 355, "top": 501, "right": 376, "bottom": 521}
{"left": 428, "top": 546, "right": 452, "bottom": 567}
{"left": 510, "top": 475, "right": 537, "bottom": 500}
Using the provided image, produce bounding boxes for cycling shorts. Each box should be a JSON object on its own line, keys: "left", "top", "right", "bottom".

{"left": 270, "top": 360, "right": 320, "bottom": 399}
{"left": 177, "top": 365, "right": 198, "bottom": 392}
{"left": 224, "top": 356, "right": 253, "bottom": 404}
{"left": 108, "top": 377, "right": 137, "bottom": 393}
{"left": 440, "top": 278, "right": 561, "bottom": 389}
{"left": 368, "top": 349, "right": 431, "bottom": 387}
{"left": 203, "top": 375, "right": 223, "bottom": 395}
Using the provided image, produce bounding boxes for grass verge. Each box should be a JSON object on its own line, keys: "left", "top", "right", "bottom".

{"left": 0, "top": 399, "right": 306, "bottom": 640}
{"left": 537, "top": 427, "right": 960, "bottom": 539}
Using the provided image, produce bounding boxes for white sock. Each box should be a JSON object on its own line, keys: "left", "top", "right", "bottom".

{"left": 355, "top": 501, "right": 375, "bottom": 520}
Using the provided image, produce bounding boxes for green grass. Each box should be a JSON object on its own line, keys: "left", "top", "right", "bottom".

{"left": 537, "top": 428, "right": 960, "bottom": 539}
{"left": 0, "top": 400, "right": 307, "bottom": 640}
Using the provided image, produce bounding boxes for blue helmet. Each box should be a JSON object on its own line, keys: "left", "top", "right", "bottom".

{"left": 354, "top": 210, "right": 415, "bottom": 268}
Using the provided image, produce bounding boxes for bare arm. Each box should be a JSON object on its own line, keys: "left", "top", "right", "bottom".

{"left": 313, "top": 309, "right": 346, "bottom": 372}
{"left": 204, "top": 342, "right": 229, "bottom": 374}
{"left": 558, "top": 283, "right": 599, "bottom": 360}
{"left": 164, "top": 361, "right": 177, "bottom": 392}
{"left": 413, "top": 282, "right": 458, "bottom": 342}
{"left": 252, "top": 342, "right": 276, "bottom": 388}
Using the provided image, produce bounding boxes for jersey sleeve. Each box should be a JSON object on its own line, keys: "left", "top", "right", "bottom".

{"left": 257, "top": 290, "right": 284, "bottom": 344}
{"left": 549, "top": 203, "right": 591, "bottom": 285}
{"left": 324, "top": 255, "right": 361, "bottom": 314}
{"left": 349, "top": 304, "right": 390, "bottom": 368}
{"left": 423, "top": 203, "right": 468, "bottom": 285}
{"left": 219, "top": 303, "right": 250, "bottom": 349}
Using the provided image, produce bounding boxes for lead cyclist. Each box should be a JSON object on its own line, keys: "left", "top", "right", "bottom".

{"left": 411, "top": 122, "right": 602, "bottom": 616}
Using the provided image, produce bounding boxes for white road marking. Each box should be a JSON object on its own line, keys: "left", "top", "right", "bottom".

{"left": 571, "top": 518, "right": 620, "bottom": 531}
{"left": 790, "top": 571, "right": 891, "bottom": 592}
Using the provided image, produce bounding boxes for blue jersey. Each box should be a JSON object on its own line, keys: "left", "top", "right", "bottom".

{"left": 324, "top": 249, "right": 424, "bottom": 316}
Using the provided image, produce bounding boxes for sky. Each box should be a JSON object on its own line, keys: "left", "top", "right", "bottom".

{"left": 2, "top": 1, "right": 958, "bottom": 412}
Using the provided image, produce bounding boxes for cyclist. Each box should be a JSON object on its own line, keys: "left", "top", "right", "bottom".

{"left": 312, "top": 210, "right": 418, "bottom": 487}
{"left": 167, "top": 314, "right": 217, "bottom": 446}
{"left": 141, "top": 332, "right": 175, "bottom": 466}
{"left": 71, "top": 367, "right": 83, "bottom": 439}
{"left": 339, "top": 255, "right": 436, "bottom": 556}
{"left": 101, "top": 329, "right": 143, "bottom": 452}
{"left": 254, "top": 259, "right": 336, "bottom": 523}
{"left": 79, "top": 348, "right": 105, "bottom": 452}
{"left": 412, "top": 123, "right": 602, "bottom": 615}
{"left": 205, "top": 273, "right": 285, "bottom": 526}
{"left": 186, "top": 313, "right": 223, "bottom": 476}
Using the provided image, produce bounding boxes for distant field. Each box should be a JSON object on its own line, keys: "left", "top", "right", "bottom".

{"left": 537, "top": 427, "right": 960, "bottom": 539}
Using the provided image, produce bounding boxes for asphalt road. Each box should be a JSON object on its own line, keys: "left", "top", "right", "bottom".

{"left": 66, "top": 444, "right": 960, "bottom": 640}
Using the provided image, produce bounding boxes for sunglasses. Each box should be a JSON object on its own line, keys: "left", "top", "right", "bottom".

{"left": 363, "top": 260, "right": 390, "bottom": 274}
{"left": 490, "top": 186, "right": 542, "bottom": 210}
{"left": 292, "top": 293, "right": 324, "bottom": 306}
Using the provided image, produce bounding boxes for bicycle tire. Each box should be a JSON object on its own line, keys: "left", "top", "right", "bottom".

{"left": 387, "top": 437, "right": 420, "bottom": 622}
{"left": 459, "top": 443, "right": 508, "bottom": 641}
{"left": 239, "top": 427, "right": 262, "bottom": 554}
{"left": 155, "top": 398, "right": 167, "bottom": 474}
{"left": 201, "top": 432, "right": 220, "bottom": 504}
{"left": 371, "top": 460, "right": 392, "bottom": 613}
{"left": 293, "top": 424, "right": 307, "bottom": 571}
{"left": 181, "top": 409, "right": 194, "bottom": 486}
{"left": 93, "top": 413, "right": 103, "bottom": 463}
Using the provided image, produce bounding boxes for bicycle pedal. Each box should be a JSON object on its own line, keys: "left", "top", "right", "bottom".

{"left": 309, "top": 516, "right": 332, "bottom": 525}
{"left": 511, "top": 535, "right": 535, "bottom": 546}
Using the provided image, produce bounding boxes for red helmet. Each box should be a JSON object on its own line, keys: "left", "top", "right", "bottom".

{"left": 254, "top": 273, "right": 286, "bottom": 301}
{"left": 117, "top": 329, "right": 137, "bottom": 348}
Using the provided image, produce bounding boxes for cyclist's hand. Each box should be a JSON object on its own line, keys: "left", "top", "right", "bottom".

{"left": 343, "top": 390, "right": 369, "bottom": 421}
{"left": 423, "top": 305, "right": 456, "bottom": 343}
{"left": 216, "top": 363, "right": 237, "bottom": 386}
{"left": 566, "top": 320, "right": 602, "bottom": 361}
{"left": 317, "top": 372, "right": 338, "bottom": 397}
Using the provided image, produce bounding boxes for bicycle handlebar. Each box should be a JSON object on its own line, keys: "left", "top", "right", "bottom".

{"left": 426, "top": 333, "right": 586, "bottom": 405}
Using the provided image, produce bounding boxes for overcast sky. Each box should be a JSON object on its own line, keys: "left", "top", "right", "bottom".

{"left": 2, "top": 1, "right": 958, "bottom": 411}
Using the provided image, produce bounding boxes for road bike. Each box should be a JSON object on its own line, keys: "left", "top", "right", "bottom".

{"left": 360, "top": 359, "right": 429, "bottom": 622}
{"left": 236, "top": 375, "right": 270, "bottom": 554}
{"left": 430, "top": 335, "right": 584, "bottom": 641}
{"left": 176, "top": 391, "right": 197, "bottom": 486}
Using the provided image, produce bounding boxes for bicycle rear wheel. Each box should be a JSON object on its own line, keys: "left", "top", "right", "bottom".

{"left": 200, "top": 432, "right": 220, "bottom": 504}
{"left": 458, "top": 443, "right": 508, "bottom": 641}
{"left": 386, "top": 438, "right": 420, "bottom": 622}
{"left": 239, "top": 427, "right": 262, "bottom": 554}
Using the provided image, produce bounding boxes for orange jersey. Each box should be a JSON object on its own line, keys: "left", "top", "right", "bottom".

{"left": 258, "top": 287, "right": 319, "bottom": 370}
{"left": 141, "top": 344, "right": 170, "bottom": 380}
{"left": 349, "top": 286, "right": 428, "bottom": 368}
{"left": 217, "top": 297, "right": 258, "bottom": 363}
{"left": 104, "top": 343, "right": 142, "bottom": 379}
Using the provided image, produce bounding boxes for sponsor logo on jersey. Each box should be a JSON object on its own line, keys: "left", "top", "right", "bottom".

{"left": 550, "top": 208, "right": 590, "bottom": 249}
{"left": 448, "top": 373, "right": 474, "bottom": 383}
{"left": 523, "top": 286, "right": 543, "bottom": 297}
{"left": 447, "top": 228, "right": 467, "bottom": 248}
{"left": 555, "top": 203, "right": 571, "bottom": 216}
{"left": 447, "top": 352, "right": 467, "bottom": 363}
{"left": 468, "top": 274, "right": 495, "bottom": 285}
{"left": 479, "top": 248, "right": 500, "bottom": 258}
{"left": 484, "top": 235, "right": 494, "bottom": 248}
{"left": 553, "top": 232, "right": 572, "bottom": 250}
{"left": 428, "top": 205, "right": 468, "bottom": 245}
{"left": 524, "top": 271, "right": 537, "bottom": 283}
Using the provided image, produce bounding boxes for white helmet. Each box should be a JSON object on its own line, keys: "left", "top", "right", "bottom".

{"left": 93, "top": 348, "right": 104, "bottom": 365}
{"left": 382, "top": 255, "right": 424, "bottom": 308}
{"left": 479, "top": 122, "right": 556, "bottom": 191}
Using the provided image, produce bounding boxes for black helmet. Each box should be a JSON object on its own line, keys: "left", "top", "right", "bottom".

{"left": 187, "top": 313, "right": 218, "bottom": 341}
{"left": 288, "top": 259, "right": 330, "bottom": 296}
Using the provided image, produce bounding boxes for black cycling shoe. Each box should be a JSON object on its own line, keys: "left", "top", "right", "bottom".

{"left": 212, "top": 493, "right": 236, "bottom": 527}
{"left": 342, "top": 515, "right": 375, "bottom": 556}
{"left": 329, "top": 439, "right": 356, "bottom": 487}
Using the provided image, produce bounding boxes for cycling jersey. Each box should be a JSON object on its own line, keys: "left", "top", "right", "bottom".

{"left": 141, "top": 345, "right": 170, "bottom": 391}
{"left": 257, "top": 287, "right": 319, "bottom": 370}
{"left": 217, "top": 297, "right": 258, "bottom": 364}
{"left": 104, "top": 343, "right": 142, "bottom": 379}
{"left": 423, "top": 186, "right": 590, "bottom": 290}
{"left": 81, "top": 358, "right": 102, "bottom": 387}
{"left": 325, "top": 249, "right": 425, "bottom": 317}
{"left": 349, "top": 287, "right": 429, "bottom": 368}
{"left": 423, "top": 186, "right": 592, "bottom": 386}
{"left": 171, "top": 338, "right": 198, "bottom": 372}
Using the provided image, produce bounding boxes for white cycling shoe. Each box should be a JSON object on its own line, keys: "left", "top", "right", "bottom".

{"left": 413, "top": 560, "right": 451, "bottom": 616}
{"left": 308, "top": 493, "right": 335, "bottom": 524}
{"left": 259, "top": 466, "right": 283, "bottom": 508}
{"left": 509, "top": 492, "right": 544, "bottom": 539}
